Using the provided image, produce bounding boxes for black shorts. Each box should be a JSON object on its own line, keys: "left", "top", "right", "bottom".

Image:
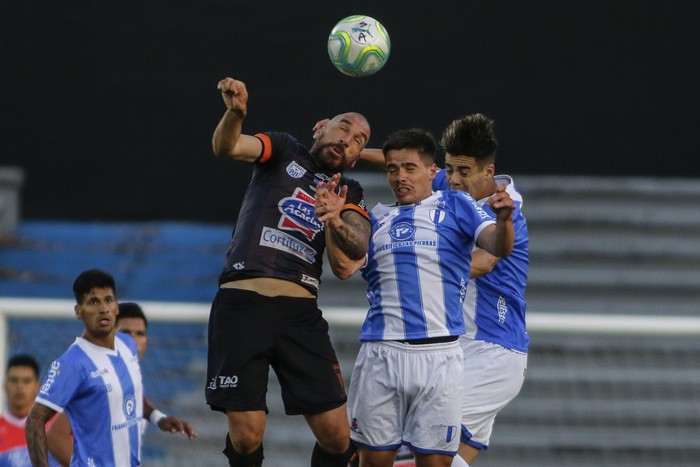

{"left": 205, "top": 288, "right": 347, "bottom": 415}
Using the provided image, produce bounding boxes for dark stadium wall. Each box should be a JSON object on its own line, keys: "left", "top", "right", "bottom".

{"left": 3, "top": 1, "right": 698, "bottom": 222}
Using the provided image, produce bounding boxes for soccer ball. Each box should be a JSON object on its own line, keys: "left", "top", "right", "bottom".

{"left": 327, "top": 15, "right": 391, "bottom": 77}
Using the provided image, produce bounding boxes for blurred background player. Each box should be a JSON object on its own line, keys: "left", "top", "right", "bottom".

{"left": 0, "top": 354, "right": 60, "bottom": 466}
{"left": 26, "top": 269, "right": 142, "bottom": 467}
{"left": 46, "top": 302, "right": 195, "bottom": 466}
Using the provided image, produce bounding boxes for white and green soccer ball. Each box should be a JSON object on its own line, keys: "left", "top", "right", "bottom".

{"left": 327, "top": 15, "right": 391, "bottom": 77}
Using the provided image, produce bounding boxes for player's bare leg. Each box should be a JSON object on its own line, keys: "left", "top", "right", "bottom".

{"left": 413, "top": 452, "right": 453, "bottom": 467}
{"left": 358, "top": 447, "right": 397, "bottom": 467}
{"left": 306, "top": 404, "right": 356, "bottom": 466}
{"left": 224, "top": 410, "right": 266, "bottom": 465}
{"left": 305, "top": 404, "right": 350, "bottom": 453}
{"left": 457, "top": 443, "right": 479, "bottom": 464}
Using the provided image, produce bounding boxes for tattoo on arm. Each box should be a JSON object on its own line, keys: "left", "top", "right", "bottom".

{"left": 330, "top": 211, "right": 371, "bottom": 260}
{"left": 26, "top": 404, "right": 55, "bottom": 467}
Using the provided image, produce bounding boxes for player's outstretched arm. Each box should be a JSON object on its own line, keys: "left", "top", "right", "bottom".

{"left": 144, "top": 395, "right": 197, "bottom": 439}
{"left": 212, "top": 77, "right": 263, "bottom": 163}
{"left": 358, "top": 148, "right": 386, "bottom": 171}
{"left": 315, "top": 174, "right": 370, "bottom": 279}
{"left": 156, "top": 415, "right": 198, "bottom": 440}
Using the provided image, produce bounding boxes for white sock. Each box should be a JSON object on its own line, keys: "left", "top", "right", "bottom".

{"left": 451, "top": 454, "right": 470, "bottom": 467}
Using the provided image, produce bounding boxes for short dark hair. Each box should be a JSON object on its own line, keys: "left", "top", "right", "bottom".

{"left": 72, "top": 269, "right": 116, "bottom": 303}
{"left": 117, "top": 302, "right": 148, "bottom": 328}
{"left": 441, "top": 113, "right": 498, "bottom": 166}
{"left": 382, "top": 128, "right": 437, "bottom": 166}
{"left": 7, "top": 354, "right": 40, "bottom": 379}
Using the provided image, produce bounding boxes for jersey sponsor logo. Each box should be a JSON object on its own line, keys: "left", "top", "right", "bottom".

{"left": 300, "top": 274, "right": 320, "bottom": 290}
{"left": 286, "top": 161, "right": 307, "bottom": 178}
{"left": 111, "top": 394, "right": 140, "bottom": 431}
{"left": 388, "top": 222, "right": 415, "bottom": 241}
{"left": 309, "top": 173, "right": 331, "bottom": 194}
{"left": 231, "top": 261, "right": 245, "bottom": 271}
{"left": 90, "top": 368, "right": 108, "bottom": 378}
{"left": 124, "top": 394, "right": 137, "bottom": 419}
{"left": 461, "top": 192, "right": 491, "bottom": 219}
{"left": 260, "top": 227, "right": 318, "bottom": 263}
{"left": 207, "top": 375, "right": 239, "bottom": 390}
{"left": 376, "top": 221, "right": 436, "bottom": 252}
{"left": 497, "top": 295, "right": 508, "bottom": 323}
{"left": 375, "top": 239, "right": 437, "bottom": 254}
{"left": 278, "top": 187, "right": 323, "bottom": 240}
{"left": 39, "top": 361, "right": 61, "bottom": 395}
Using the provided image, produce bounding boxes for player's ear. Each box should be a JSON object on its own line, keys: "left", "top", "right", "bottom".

{"left": 313, "top": 118, "right": 330, "bottom": 140}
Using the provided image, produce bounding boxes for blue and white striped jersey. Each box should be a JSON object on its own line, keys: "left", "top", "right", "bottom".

{"left": 433, "top": 172, "right": 530, "bottom": 353}
{"left": 36, "top": 333, "right": 144, "bottom": 466}
{"left": 359, "top": 190, "right": 495, "bottom": 341}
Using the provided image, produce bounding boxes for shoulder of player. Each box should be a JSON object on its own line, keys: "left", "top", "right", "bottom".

{"left": 253, "top": 131, "right": 301, "bottom": 164}
{"left": 115, "top": 333, "right": 139, "bottom": 356}
{"left": 494, "top": 174, "right": 525, "bottom": 200}
{"left": 437, "top": 189, "right": 477, "bottom": 205}
{"left": 339, "top": 174, "right": 364, "bottom": 191}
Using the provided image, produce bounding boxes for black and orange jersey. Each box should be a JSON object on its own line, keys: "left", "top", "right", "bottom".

{"left": 219, "top": 131, "right": 368, "bottom": 294}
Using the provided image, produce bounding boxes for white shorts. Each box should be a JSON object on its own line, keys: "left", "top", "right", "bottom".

{"left": 347, "top": 340, "right": 463, "bottom": 455}
{"left": 459, "top": 338, "right": 527, "bottom": 450}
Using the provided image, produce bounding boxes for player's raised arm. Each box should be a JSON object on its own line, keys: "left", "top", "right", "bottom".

{"left": 358, "top": 147, "right": 386, "bottom": 171}
{"left": 212, "top": 77, "right": 263, "bottom": 163}
{"left": 477, "top": 183, "right": 515, "bottom": 258}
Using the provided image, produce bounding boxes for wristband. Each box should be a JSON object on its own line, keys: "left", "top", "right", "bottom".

{"left": 149, "top": 409, "right": 167, "bottom": 425}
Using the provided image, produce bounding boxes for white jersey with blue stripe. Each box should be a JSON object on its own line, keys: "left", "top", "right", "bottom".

{"left": 360, "top": 190, "right": 496, "bottom": 341}
{"left": 434, "top": 172, "right": 530, "bottom": 353}
{"left": 36, "top": 333, "right": 143, "bottom": 466}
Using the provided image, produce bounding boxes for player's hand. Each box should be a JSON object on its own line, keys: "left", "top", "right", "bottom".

{"left": 315, "top": 173, "right": 347, "bottom": 230}
{"left": 158, "top": 416, "right": 198, "bottom": 440}
{"left": 217, "top": 77, "right": 248, "bottom": 114}
{"left": 488, "top": 183, "right": 515, "bottom": 221}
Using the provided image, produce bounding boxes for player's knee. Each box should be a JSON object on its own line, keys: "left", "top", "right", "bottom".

{"left": 311, "top": 439, "right": 356, "bottom": 466}
{"left": 224, "top": 434, "right": 264, "bottom": 466}
{"left": 227, "top": 418, "right": 265, "bottom": 454}
{"left": 312, "top": 418, "right": 350, "bottom": 453}
{"left": 227, "top": 430, "right": 264, "bottom": 456}
{"left": 316, "top": 435, "right": 350, "bottom": 455}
